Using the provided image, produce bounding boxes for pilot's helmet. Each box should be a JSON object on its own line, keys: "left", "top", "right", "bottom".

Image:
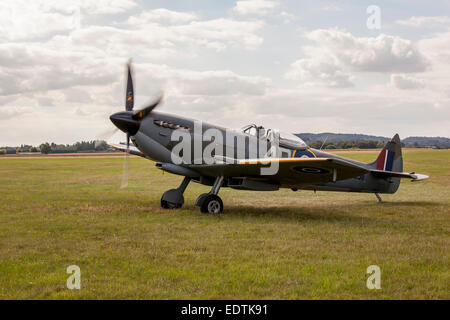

{"left": 258, "top": 127, "right": 266, "bottom": 137}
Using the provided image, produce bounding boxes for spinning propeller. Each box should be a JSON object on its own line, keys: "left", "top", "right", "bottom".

{"left": 109, "top": 60, "right": 164, "bottom": 188}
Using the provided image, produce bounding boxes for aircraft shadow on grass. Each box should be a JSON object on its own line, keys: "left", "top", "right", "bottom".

{"left": 146, "top": 200, "right": 440, "bottom": 225}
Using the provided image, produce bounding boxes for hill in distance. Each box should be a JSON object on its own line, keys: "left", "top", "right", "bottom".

{"left": 295, "top": 133, "right": 450, "bottom": 149}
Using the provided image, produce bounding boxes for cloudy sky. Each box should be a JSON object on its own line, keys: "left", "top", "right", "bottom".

{"left": 0, "top": 0, "right": 449, "bottom": 145}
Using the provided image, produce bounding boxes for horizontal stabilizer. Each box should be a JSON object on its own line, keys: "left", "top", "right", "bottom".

{"left": 370, "top": 169, "right": 429, "bottom": 182}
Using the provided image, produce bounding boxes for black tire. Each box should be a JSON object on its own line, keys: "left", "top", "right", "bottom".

{"left": 200, "top": 194, "right": 223, "bottom": 214}
{"left": 161, "top": 199, "right": 182, "bottom": 209}
{"left": 161, "top": 189, "right": 184, "bottom": 209}
{"left": 195, "top": 193, "right": 209, "bottom": 207}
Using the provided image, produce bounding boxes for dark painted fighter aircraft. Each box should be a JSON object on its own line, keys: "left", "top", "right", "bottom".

{"left": 108, "top": 61, "right": 429, "bottom": 214}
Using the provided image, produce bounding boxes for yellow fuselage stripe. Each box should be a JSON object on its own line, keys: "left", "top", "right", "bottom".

{"left": 239, "top": 158, "right": 327, "bottom": 165}
{"left": 308, "top": 148, "right": 318, "bottom": 158}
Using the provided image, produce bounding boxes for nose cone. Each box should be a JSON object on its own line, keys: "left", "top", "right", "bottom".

{"left": 110, "top": 111, "right": 140, "bottom": 135}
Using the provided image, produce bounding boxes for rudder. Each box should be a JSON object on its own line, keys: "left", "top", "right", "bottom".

{"left": 368, "top": 134, "right": 403, "bottom": 194}
{"left": 370, "top": 134, "right": 403, "bottom": 172}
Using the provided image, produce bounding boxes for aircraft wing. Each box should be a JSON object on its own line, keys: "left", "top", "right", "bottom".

{"left": 190, "top": 157, "right": 369, "bottom": 185}
{"left": 108, "top": 143, "right": 145, "bottom": 157}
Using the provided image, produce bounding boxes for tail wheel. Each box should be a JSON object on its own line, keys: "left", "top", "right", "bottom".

{"left": 200, "top": 194, "right": 223, "bottom": 214}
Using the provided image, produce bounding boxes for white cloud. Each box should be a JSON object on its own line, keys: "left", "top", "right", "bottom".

{"left": 75, "top": 107, "right": 90, "bottom": 117}
{"left": 304, "top": 28, "right": 429, "bottom": 73}
{"left": 0, "top": 13, "right": 265, "bottom": 99}
{"left": 416, "top": 31, "right": 450, "bottom": 108}
{"left": 42, "top": 0, "right": 137, "bottom": 15}
{"left": 0, "top": 42, "right": 118, "bottom": 96}
{"left": 0, "top": 2, "right": 76, "bottom": 41}
{"left": 127, "top": 8, "right": 198, "bottom": 25}
{"left": 280, "top": 11, "right": 296, "bottom": 23}
{"left": 172, "top": 18, "right": 264, "bottom": 50}
{"left": 0, "top": 0, "right": 136, "bottom": 41}
{"left": 126, "top": 16, "right": 264, "bottom": 51}
{"left": 136, "top": 63, "right": 271, "bottom": 97}
{"left": 396, "top": 16, "right": 450, "bottom": 28}
{"left": 418, "top": 31, "right": 450, "bottom": 65}
{"left": 390, "top": 74, "right": 425, "bottom": 90}
{"left": 233, "top": 0, "right": 279, "bottom": 16}
{"left": 80, "top": 0, "right": 137, "bottom": 15}
{"left": 285, "top": 28, "right": 429, "bottom": 87}
{"left": 0, "top": 0, "right": 137, "bottom": 41}
{"left": 321, "top": 4, "right": 343, "bottom": 12}
{"left": 285, "top": 57, "right": 354, "bottom": 88}
{"left": 0, "top": 106, "right": 33, "bottom": 120}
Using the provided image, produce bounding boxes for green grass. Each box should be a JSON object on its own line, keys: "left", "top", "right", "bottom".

{"left": 0, "top": 149, "right": 448, "bottom": 299}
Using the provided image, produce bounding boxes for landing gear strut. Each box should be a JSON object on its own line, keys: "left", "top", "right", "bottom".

{"left": 161, "top": 177, "right": 190, "bottom": 209}
{"left": 375, "top": 193, "right": 382, "bottom": 203}
{"left": 196, "top": 176, "right": 224, "bottom": 214}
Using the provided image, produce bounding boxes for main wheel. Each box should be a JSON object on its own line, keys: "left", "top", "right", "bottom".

{"left": 195, "top": 193, "right": 209, "bottom": 207}
{"left": 160, "top": 189, "right": 184, "bottom": 209}
{"left": 161, "top": 199, "right": 182, "bottom": 209}
{"left": 200, "top": 194, "right": 223, "bottom": 214}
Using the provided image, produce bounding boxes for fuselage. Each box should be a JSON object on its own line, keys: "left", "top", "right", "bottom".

{"left": 127, "top": 111, "right": 400, "bottom": 194}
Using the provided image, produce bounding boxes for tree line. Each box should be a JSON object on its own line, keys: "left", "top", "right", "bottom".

{"left": 0, "top": 140, "right": 110, "bottom": 155}
{"left": 308, "top": 140, "right": 387, "bottom": 149}
{"left": 0, "top": 138, "right": 446, "bottom": 155}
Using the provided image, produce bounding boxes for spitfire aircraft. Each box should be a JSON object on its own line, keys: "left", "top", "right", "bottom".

{"left": 108, "top": 61, "right": 429, "bottom": 214}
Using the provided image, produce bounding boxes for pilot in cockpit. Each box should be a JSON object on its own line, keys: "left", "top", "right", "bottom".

{"left": 256, "top": 126, "right": 266, "bottom": 139}
{"left": 242, "top": 124, "right": 268, "bottom": 139}
{"left": 242, "top": 124, "right": 308, "bottom": 149}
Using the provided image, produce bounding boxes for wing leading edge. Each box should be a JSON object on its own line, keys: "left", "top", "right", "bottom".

{"left": 108, "top": 143, "right": 145, "bottom": 157}
{"left": 190, "top": 157, "right": 369, "bottom": 185}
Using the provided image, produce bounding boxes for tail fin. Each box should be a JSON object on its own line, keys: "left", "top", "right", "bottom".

{"left": 368, "top": 134, "right": 429, "bottom": 193}
{"left": 370, "top": 134, "right": 403, "bottom": 172}
{"left": 366, "top": 134, "right": 403, "bottom": 194}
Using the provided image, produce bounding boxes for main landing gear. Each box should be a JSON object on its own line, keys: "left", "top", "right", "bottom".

{"left": 195, "top": 176, "right": 224, "bottom": 214}
{"left": 161, "top": 177, "right": 190, "bottom": 209}
{"left": 160, "top": 176, "right": 225, "bottom": 214}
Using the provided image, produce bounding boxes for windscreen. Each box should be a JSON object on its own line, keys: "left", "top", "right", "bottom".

{"left": 279, "top": 132, "right": 308, "bottom": 149}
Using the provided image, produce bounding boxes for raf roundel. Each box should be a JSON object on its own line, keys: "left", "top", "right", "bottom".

{"left": 291, "top": 166, "right": 330, "bottom": 174}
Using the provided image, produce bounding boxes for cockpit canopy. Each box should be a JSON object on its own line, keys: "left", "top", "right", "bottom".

{"left": 241, "top": 124, "right": 308, "bottom": 149}
{"left": 241, "top": 124, "right": 266, "bottom": 138}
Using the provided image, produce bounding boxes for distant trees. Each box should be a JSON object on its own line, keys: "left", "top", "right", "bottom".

{"left": 1, "top": 141, "right": 112, "bottom": 155}
{"left": 299, "top": 134, "right": 450, "bottom": 149}
{"left": 39, "top": 143, "right": 51, "bottom": 154}
{"left": 308, "top": 140, "right": 386, "bottom": 150}
{"left": 1, "top": 135, "right": 448, "bottom": 156}
{"left": 16, "top": 144, "right": 39, "bottom": 153}
{"left": 37, "top": 140, "right": 109, "bottom": 154}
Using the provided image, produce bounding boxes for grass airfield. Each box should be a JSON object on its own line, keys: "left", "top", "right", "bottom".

{"left": 0, "top": 149, "right": 448, "bottom": 299}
